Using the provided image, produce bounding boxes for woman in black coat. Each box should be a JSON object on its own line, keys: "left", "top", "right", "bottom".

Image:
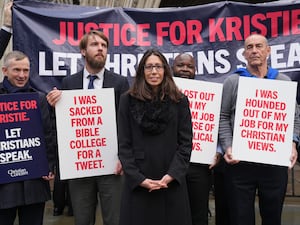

{"left": 118, "top": 49, "right": 193, "bottom": 225}
{"left": 0, "top": 51, "right": 56, "bottom": 225}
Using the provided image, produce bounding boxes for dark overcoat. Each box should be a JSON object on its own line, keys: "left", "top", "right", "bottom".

{"left": 0, "top": 85, "right": 56, "bottom": 208}
{"left": 118, "top": 93, "right": 193, "bottom": 225}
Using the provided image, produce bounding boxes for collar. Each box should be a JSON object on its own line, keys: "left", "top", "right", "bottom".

{"left": 235, "top": 67, "right": 278, "bottom": 79}
{"left": 83, "top": 67, "right": 105, "bottom": 81}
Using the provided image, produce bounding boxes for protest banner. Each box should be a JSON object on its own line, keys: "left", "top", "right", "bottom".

{"left": 55, "top": 88, "right": 118, "bottom": 179}
{"left": 0, "top": 93, "right": 48, "bottom": 184}
{"left": 232, "top": 77, "right": 297, "bottom": 167}
{"left": 174, "top": 77, "right": 223, "bottom": 164}
{"left": 12, "top": 1, "right": 300, "bottom": 104}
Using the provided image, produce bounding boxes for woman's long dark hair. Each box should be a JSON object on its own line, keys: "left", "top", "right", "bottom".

{"left": 129, "top": 49, "right": 182, "bottom": 102}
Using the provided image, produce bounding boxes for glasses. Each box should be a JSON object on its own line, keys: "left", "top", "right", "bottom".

{"left": 144, "top": 64, "right": 164, "bottom": 72}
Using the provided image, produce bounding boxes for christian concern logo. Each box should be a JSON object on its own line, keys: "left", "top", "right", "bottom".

{"left": 8, "top": 168, "right": 29, "bottom": 177}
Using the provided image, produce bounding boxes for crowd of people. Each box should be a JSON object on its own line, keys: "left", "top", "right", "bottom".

{"left": 0, "top": 1, "right": 299, "bottom": 225}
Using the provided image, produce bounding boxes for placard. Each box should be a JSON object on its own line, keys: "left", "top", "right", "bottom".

{"left": 0, "top": 93, "right": 48, "bottom": 184}
{"left": 232, "top": 77, "right": 297, "bottom": 167}
{"left": 55, "top": 89, "right": 118, "bottom": 179}
{"left": 174, "top": 77, "right": 223, "bottom": 164}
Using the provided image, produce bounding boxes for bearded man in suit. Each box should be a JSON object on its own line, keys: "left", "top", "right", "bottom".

{"left": 47, "top": 30, "right": 129, "bottom": 225}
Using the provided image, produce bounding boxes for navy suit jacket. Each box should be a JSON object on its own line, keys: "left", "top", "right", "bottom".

{"left": 61, "top": 69, "right": 129, "bottom": 111}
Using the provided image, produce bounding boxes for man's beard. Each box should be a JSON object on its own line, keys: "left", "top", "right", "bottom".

{"left": 86, "top": 54, "right": 106, "bottom": 70}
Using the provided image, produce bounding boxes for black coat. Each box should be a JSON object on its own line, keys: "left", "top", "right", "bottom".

{"left": 0, "top": 84, "right": 56, "bottom": 209}
{"left": 118, "top": 93, "right": 193, "bottom": 225}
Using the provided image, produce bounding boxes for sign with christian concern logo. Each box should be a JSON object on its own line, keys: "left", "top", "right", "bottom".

{"left": 55, "top": 89, "right": 118, "bottom": 179}
{"left": 0, "top": 93, "right": 48, "bottom": 184}
{"left": 232, "top": 77, "right": 297, "bottom": 167}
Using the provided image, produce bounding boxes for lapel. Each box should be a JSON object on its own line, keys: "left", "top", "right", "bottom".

{"left": 102, "top": 69, "right": 113, "bottom": 88}
{"left": 69, "top": 71, "right": 84, "bottom": 89}
{"left": 77, "top": 71, "right": 84, "bottom": 89}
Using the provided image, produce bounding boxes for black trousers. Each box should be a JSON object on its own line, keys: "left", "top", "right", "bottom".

{"left": 213, "top": 157, "right": 230, "bottom": 225}
{"left": 0, "top": 202, "right": 45, "bottom": 225}
{"left": 53, "top": 176, "right": 72, "bottom": 211}
{"left": 225, "top": 162, "right": 288, "bottom": 225}
{"left": 186, "top": 163, "right": 212, "bottom": 225}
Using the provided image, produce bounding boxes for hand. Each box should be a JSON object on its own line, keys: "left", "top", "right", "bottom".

{"left": 224, "top": 147, "right": 239, "bottom": 164}
{"left": 46, "top": 87, "right": 62, "bottom": 107}
{"left": 42, "top": 172, "right": 55, "bottom": 181}
{"left": 140, "top": 179, "right": 161, "bottom": 192}
{"left": 157, "top": 174, "right": 173, "bottom": 189}
{"left": 209, "top": 152, "right": 222, "bottom": 169}
{"left": 289, "top": 142, "right": 298, "bottom": 169}
{"left": 4, "top": 1, "right": 13, "bottom": 28}
{"left": 114, "top": 160, "right": 123, "bottom": 175}
{"left": 140, "top": 174, "right": 174, "bottom": 192}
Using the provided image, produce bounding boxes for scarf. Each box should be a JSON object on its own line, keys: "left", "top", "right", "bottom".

{"left": 130, "top": 96, "right": 171, "bottom": 135}
{"left": 2, "top": 76, "right": 31, "bottom": 93}
{"left": 235, "top": 67, "right": 278, "bottom": 79}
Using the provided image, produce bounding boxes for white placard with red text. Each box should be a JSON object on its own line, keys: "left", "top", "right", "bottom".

{"left": 55, "top": 89, "right": 118, "bottom": 179}
{"left": 174, "top": 77, "right": 223, "bottom": 164}
{"left": 232, "top": 77, "right": 297, "bottom": 167}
